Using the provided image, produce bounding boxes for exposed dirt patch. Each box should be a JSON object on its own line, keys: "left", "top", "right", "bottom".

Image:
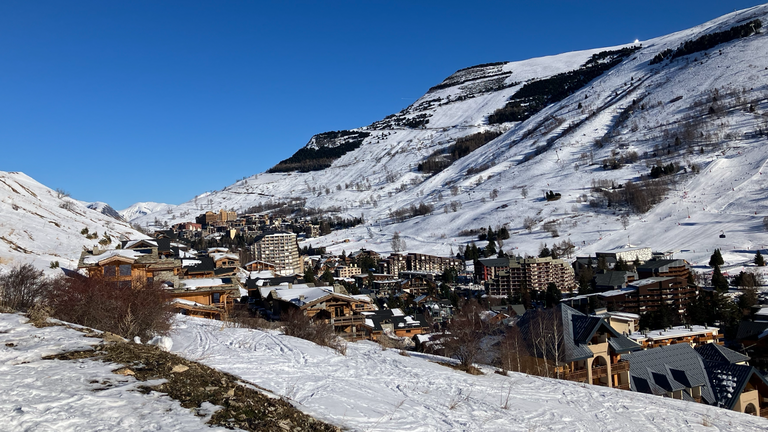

{"left": 45, "top": 341, "right": 340, "bottom": 431}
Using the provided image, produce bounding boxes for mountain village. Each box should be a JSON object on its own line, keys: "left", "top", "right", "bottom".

{"left": 4, "top": 4, "right": 768, "bottom": 431}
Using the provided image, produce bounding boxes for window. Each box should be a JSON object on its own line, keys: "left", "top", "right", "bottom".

{"left": 119, "top": 264, "right": 132, "bottom": 276}
{"left": 104, "top": 265, "right": 116, "bottom": 277}
{"left": 118, "top": 280, "right": 131, "bottom": 289}
{"left": 212, "top": 293, "right": 221, "bottom": 304}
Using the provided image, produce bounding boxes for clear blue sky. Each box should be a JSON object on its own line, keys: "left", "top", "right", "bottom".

{"left": 1, "top": 1, "right": 764, "bottom": 209}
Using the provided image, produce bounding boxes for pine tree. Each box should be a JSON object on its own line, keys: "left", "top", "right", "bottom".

{"left": 755, "top": 250, "right": 765, "bottom": 267}
{"left": 545, "top": 282, "right": 562, "bottom": 307}
{"left": 711, "top": 266, "right": 729, "bottom": 292}
{"left": 709, "top": 249, "right": 724, "bottom": 268}
{"left": 484, "top": 240, "right": 497, "bottom": 257}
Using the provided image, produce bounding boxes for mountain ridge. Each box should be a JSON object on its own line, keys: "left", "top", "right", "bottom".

{"left": 81, "top": 4, "right": 768, "bottom": 271}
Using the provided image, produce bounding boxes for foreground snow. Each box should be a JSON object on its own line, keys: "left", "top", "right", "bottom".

{"left": 171, "top": 315, "right": 766, "bottom": 431}
{"left": 0, "top": 313, "right": 232, "bottom": 432}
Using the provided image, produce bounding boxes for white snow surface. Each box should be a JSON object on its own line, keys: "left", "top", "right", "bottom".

{"left": 0, "top": 171, "right": 147, "bottom": 273}
{"left": 122, "top": 5, "right": 768, "bottom": 274}
{"left": 0, "top": 313, "right": 232, "bottom": 432}
{"left": 171, "top": 315, "right": 766, "bottom": 431}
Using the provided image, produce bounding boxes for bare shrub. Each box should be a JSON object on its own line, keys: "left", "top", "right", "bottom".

{"left": 225, "top": 309, "right": 281, "bottom": 330}
{"left": 443, "top": 300, "right": 486, "bottom": 370}
{"left": 46, "top": 275, "right": 174, "bottom": 340}
{"left": 282, "top": 308, "right": 347, "bottom": 355}
{"left": 523, "top": 217, "right": 536, "bottom": 233}
{"left": 0, "top": 263, "right": 50, "bottom": 312}
{"left": 27, "top": 303, "right": 53, "bottom": 327}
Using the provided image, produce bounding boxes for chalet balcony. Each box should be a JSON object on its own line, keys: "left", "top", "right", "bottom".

{"left": 564, "top": 369, "right": 588, "bottom": 382}
{"left": 564, "top": 361, "right": 629, "bottom": 383}
{"left": 761, "top": 406, "right": 768, "bottom": 418}
{"left": 329, "top": 315, "right": 366, "bottom": 326}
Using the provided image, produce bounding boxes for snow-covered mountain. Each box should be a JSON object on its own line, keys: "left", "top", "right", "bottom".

{"left": 119, "top": 201, "right": 175, "bottom": 223}
{"left": 130, "top": 5, "right": 768, "bottom": 269}
{"left": 84, "top": 201, "right": 125, "bottom": 221}
{"left": 0, "top": 171, "right": 147, "bottom": 272}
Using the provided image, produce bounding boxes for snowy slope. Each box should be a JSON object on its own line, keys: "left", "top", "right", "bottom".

{"left": 0, "top": 171, "right": 146, "bottom": 272}
{"left": 171, "top": 315, "right": 766, "bottom": 431}
{"left": 0, "top": 313, "right": 233, "bottom": 432}
{"left": 132, "top": 5, "right": 768, "bottom": 269}
{"left": 119, "top": 201, "right": 175, "bottom": 224}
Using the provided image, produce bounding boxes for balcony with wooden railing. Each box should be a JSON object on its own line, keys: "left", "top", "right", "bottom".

{"left": 563, "top": 361, "right": 630, "bottom": 383}
{"left": 760, "top": 406, "right": 768, "bottom": 418}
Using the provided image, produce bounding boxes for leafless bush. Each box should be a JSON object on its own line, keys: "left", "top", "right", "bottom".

{"left": 46, "top": 275, "right": 174, "bottom": 340}
{"left": 443, "top": 300, "right": 486, "bottom": 370}
{"left": 542, "top": 220, "right": 559, "bottom": 237}
{"left": 225, "top": 309, "right": 281, "bottom": 330}
{"left": 55, "top": 188, "right": 70, "bottom": 199}
{"left": 282, "top": 308, "right": 347, "bottom": 355}
{"left": 0, "top": 263, "right": 51, "bottom": 312}
{"left": 523, "top": 217, "right": 536, "bottom": 233}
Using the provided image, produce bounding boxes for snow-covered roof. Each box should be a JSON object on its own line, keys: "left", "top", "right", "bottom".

{"left": 629, "top": 325, "right": 719, "bottom": 342}
{"left": 179, "top": 278, "right": 230, "bottom": 290}
{"left": 210, "top": 252, "right": 238, "bottom": 262}
{"left": 82, "top": 249, "right": 146, "bottom": 265}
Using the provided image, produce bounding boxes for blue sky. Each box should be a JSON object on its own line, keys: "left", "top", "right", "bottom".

{"left": 1, "top": 1, "right": 764, "bottom": 210}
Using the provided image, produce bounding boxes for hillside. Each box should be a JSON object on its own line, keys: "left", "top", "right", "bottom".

{"left": 171, "top": 315, "right": 767, "bottom": 431}
{"left": 0, "top": 171, "right": 146, "bottom": 272}
{"left": 126, "top": 5, "right": 768, "bottom": 269}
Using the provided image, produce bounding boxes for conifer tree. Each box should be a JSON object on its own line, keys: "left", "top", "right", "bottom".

{"left": 709, "top": 249, "right": 724, "bottom": 268}
{"left": 711, "top": 266, "right": 729, "bottom": 292}
{"left": 755, "top": 250, "right": 765, "bottom": 267}
{"left": 484, "top": 240, "right": 497, "bottom": 257}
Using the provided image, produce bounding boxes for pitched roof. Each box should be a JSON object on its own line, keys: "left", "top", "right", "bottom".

{"left": 623, "top": 343, "right": 715, "bottom": 403}
{"left": 695, "top": 343, "right": 750, "bottom": 365}
{"left": 703, "top": 361, "right": 768, "bottom": 410}
{"left": 736, "top": 320, "right": 768, "bottom": 340}
{"left": 517, "top": 304, "right": 640, "bottom": 364}
{"left": 360, "top": 309, "right": 429, "bottom": 332}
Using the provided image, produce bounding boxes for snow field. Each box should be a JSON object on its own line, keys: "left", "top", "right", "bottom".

{"left": 0, "top": 313, "right": 233, "bottom": 432}
{"left": 171, "top": 315, "right": 767, "bottom": 431}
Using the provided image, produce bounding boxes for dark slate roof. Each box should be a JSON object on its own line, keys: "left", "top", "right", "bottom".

{"left": 186, "top": 256, "right": 215, "bottom": 273}
{"left": 695, "top": 343, "right": 750, "bottom": 365}
{"left": 594, "top": 271, "right": 637, "bottom": 290}
{"left": 736, "top": 320, "right": 768, "bottom": 340}
{"left": 623, "top": 343, "right": 715, "bottom": 403}
{"left": 156, "top": 238, "right": 172, "bottom": 253}
{"left": 519, "top": 304, "right": 641, "bottom": 364}
{"left": 477, "top": 257, "right": 511, "bottom": 268}
{"left": 571, "top": 315, "right": 603, "bottom": 344}
{"left": 362, "top": 309, "right": 429, "bottom": 332}
{"left": 608, "top": 335, "right": 643, "bottom": 354}
{"left": 703, "top": 361, "right": 767, "bottom": 410}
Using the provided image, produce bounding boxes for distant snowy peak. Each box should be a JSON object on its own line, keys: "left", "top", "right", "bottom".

{"left": 85, "top": 201, "right": 125, "bottom": 221}
{"left": 120, "top": 201, "right": 173, "bottom": 223}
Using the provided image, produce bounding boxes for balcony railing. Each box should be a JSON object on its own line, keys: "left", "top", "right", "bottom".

{"left": 761, "top": 406, "right": 768, "bottom": 418}
{"left": 564, "top": 361, "right": 629, "bottom": 383}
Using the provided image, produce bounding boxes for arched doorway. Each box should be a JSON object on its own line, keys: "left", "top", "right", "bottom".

{"left": 744, "top": 403, "right": 757, "bottom": 416}
{"left": 592, "top": 355, "right": 609, "bottom": 386}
